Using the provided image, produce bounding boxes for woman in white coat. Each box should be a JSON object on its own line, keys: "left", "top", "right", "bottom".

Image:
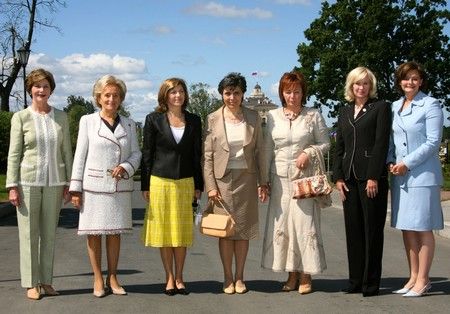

{"left": 70, "top": 75, "right": 141, "bottom": 297}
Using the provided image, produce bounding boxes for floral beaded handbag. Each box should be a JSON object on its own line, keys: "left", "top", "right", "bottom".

{"left": 200, "top": 199, "right": 236, "bottom": 238}
{"left": 292, "top": 146, "right": 332, "bottom": 208}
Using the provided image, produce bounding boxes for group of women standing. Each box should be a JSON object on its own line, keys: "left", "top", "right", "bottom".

{"left": 6, "top": 61, "right": 444, "bottom": 300}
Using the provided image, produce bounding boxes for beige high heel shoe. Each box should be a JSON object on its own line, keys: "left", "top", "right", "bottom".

{"left": 26, "top": 286, "right": 41, "bottom": 300}
{"left": 41, "top": 284, "right": 59, "bottom": 296}
{"left": 299, "top": 272, "right": 312, "bottom": 294}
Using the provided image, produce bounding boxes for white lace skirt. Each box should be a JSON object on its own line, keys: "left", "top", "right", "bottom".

{"left": 261, "top": 174, "right": 326, "bottom": 274}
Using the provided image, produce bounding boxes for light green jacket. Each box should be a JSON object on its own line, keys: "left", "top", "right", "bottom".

{"left": 6, "top": 107, "right": 73, "bottom": 188}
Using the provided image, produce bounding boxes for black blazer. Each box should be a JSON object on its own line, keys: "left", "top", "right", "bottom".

{"left": 333, "top": 99, "right": 392, "bottom": 182}
{"left": 140, "top": 110, "right": 204, "bottom": 191}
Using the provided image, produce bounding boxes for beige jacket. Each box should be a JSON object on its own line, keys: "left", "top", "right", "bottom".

{"left": 264, "top": 107, "right": 330, "bottom": 180}
{"left": 203, "top": 106, "right": 268, "bottom": 193}
{"left": 6, "top": 107, "right": 73, "bottom": 188}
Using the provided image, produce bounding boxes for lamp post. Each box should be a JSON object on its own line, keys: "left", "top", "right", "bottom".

{"left": 17, "top": 46, "right": 31, "bottom": 108}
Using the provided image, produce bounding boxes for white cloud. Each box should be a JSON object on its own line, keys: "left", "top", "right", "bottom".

{"left": 274, "top": 0, "right": 311, "bottom": 5}
{"left": 153, "top": 25, "right": 174, "bottom": 35}
{"left": 185, "top": 2, "right": 273, "bottom": 19}
{"left": 11, "top": 53, "right": 153, "bottom": 123}
{"left": 271, "top": 82, "right": 279, "bottom": 97}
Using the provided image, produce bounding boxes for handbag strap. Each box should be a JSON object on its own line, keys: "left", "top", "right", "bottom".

{"left": 205, "top": 198, "right": 233, "bottom": 216}
{"left": 309, "top": 146, "right": 327, "bottom": 176}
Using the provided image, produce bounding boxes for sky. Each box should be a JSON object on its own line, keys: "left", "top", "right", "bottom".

{"left": 10, "top": 0, "right": 450, "bottom": 126}
{"left": 10, "top": 0, "right": 325, "bottom": 124}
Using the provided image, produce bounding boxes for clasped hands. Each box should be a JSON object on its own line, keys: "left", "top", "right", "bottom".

{"left": 389, "top": 162, "right": 408, "bottom": 176}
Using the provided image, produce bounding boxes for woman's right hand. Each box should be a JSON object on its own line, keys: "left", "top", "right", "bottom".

{"left": 335, "top": 180, "right": 349, "bottom": 201}
{"left": 8, "top": 187, "right": 21, "bottom": 207}
{"left": 71, "top": 194, "right": 82, "bottom": 209}
{"left": 208, "top": 189, "right": 221, "bottom": 200}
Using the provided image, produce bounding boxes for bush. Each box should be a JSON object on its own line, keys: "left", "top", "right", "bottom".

{"left": 0, "top": 111, "right": 14, "bottom": 174}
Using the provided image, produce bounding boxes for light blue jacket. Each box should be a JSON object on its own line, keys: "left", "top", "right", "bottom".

{"left": 387, "top": 91, "right": 443, "bottom": 187}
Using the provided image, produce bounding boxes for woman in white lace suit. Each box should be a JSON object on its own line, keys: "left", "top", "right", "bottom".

{"left": 261, "top": 71, "right": 330, "bottom": 294}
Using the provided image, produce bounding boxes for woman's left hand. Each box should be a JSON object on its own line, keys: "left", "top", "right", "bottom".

{"left": 110, "top": 165, "right": 126, "bottom": 180}
{"left": 390, "top": 162, "right": 408, "bottom": 176}
{"left": 295, "top": 152, "right": 309, "bottom": 170}
{"left": 194, "top": 189, "right": 202, "bottom": 200}
{"left": 365, "top": 179, "right": 378, "bottom": 199}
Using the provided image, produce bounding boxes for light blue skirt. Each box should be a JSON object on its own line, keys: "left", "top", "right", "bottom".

{"left": 391, "top": 186, "right": 443, "bottom": 231}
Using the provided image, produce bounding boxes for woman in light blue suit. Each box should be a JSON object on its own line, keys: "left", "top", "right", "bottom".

{"left": 388, "top": 61, "right": 444, "bottom": 297}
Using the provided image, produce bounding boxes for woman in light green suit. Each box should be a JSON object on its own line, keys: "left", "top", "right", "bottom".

{"left": 6, "top": 68, "right": 73, "bottom": 300}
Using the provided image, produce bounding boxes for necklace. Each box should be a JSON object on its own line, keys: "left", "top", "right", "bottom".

{"left": 283, "top": 107, "right": 301, "bottom": 121}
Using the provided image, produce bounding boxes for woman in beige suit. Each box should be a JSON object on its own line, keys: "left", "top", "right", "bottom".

{"left": 6, "top": 68, "right": 73, "bottom": 300}
{"left": 203, "top": 72, "right": 269, "bottom": 294}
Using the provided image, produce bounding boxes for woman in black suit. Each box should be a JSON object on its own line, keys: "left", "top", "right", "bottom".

{"left": 333, "top": 67, "right": 391, "bottom": 297}
{"left": 141, "top": 78, "right": 204, "bottom": 296}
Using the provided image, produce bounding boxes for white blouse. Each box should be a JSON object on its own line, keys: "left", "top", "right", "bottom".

{"left": 170, "top": 125, "right": 185, "bottom": 144}
{"left": 225, "top": 121, "right": 247, "bottom": 169}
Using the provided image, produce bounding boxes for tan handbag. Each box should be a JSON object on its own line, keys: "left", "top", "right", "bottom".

{"left": 200, "top": 199, "right": 236, "bottom": 238}
{"left": 292, "top": 146, "right": 332, "bottom": 207}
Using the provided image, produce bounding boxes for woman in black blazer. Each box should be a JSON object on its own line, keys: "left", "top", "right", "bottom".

{"left": 141, "top": 78, "right": 204, "bottom": 296}
{"left": 333, "top": 67, "right": 391, "bottom": 297}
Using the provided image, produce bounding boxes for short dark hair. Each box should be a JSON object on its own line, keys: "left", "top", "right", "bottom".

{"left": 218, "top": 72, "right": 247, "bottom": 95}
{"left": 278, "top": 71, "right": 307, "bottom": 106}
{"left": 394, "top": 61, "right": 428, "bottom": 92}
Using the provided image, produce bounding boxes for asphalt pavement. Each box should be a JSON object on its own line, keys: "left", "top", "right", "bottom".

{"left": 0, "top": 185, "right": 449, "bottom": 314}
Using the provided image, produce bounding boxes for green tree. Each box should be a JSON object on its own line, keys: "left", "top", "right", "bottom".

{"left": 188, "top": 82, "right": 221, "bottom": 128}
{"left": 297, "top": 0, "right": 450, "bottom": 118}
{"left": 0, "top": 0, "right": 66, "bottom": 111}
{"left": 0, "top": 111, "right": 14, "bottom": 173}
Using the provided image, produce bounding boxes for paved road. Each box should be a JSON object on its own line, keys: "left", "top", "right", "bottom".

{"left": 0, "top": 188, "right": 449, "bottom": 314}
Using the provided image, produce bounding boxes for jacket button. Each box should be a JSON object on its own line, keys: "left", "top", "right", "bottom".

{"left": 403, "top": 143, "right": 406, "bottom": 146}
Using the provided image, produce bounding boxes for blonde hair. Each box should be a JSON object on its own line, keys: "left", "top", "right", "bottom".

{"left": 344, "top": 67, "right": 377, "bottom": 102}
{"left": 92, "top": 75, "right": 127, "bottom": 108}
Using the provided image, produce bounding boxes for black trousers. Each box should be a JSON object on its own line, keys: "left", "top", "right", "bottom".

{"left": 342, "top": 175, "right": 388, "bottom": 294}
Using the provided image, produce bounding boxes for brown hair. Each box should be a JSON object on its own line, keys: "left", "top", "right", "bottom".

{"left": 278, "top": 71, "right": 307, "bottom": 107}
{"left": 394, "top": 61, "right": 428, "bottom": 92}
{"left": 25, "top": 68, "right": 56, "bottom": 96}
{"left": 156, "top": 78, "right": 189, "bottom": 112}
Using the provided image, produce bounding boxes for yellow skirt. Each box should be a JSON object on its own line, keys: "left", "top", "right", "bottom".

{"left": 141, "top": 176, "right": 194, "bottom": 247}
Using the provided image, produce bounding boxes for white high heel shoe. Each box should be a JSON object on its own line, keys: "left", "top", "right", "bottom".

{"left": 403, "top": 282, "right": 431, "bottom": 297}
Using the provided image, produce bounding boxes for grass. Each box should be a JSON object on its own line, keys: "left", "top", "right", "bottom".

{"left": 0, "top": 174, "right": 7, "bottom": 202}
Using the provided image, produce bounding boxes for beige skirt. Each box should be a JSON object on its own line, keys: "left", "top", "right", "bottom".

{"left": 213, "top": 168, "right": 258, "bottom": 240}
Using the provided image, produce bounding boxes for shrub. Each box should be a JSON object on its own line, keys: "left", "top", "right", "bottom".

{"left": 0, "top": 111, "right": 14, "bottom": 174}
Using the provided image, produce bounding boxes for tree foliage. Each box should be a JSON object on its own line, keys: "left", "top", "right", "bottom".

{"left": 297, "top": 0, "right": 450, "bottom": 119}
{"left": 0, "top": 0, "right": 66, "bottom": 111}
{"left": 188, "top": 82, "right": 222, "bottom": 128}
{"left": 0, "top": 111, "right": 14, "bottom": 172}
